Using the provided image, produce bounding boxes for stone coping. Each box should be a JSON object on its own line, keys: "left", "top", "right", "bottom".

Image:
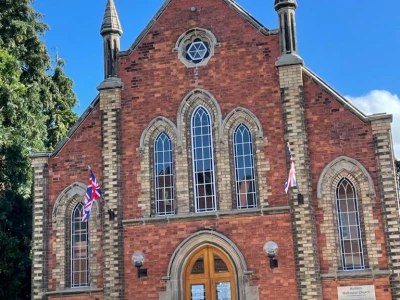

{"left": 45, "top": 287, "right": 103, "bottom": 296}
{"left": 123, "top": 206, "right": 290, "bottom": 225}
{"left": 320, "top": 269, "right": 392, "bottom": 280}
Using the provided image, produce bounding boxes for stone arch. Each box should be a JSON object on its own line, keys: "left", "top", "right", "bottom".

{"left": 52, "top": 182, "right": 101, "bottom": 289}
{"left": 317, "top": 155, "right": 375, "bottom": 199}
{"left": 137, "top": 116, "right": 178, "bottom": 217}
{"left": 177, "top": 88, "right": 222, "bottom": 144}
{"left": 220, "top": 107, "right": 270, "bottom": 209}
{"left": 175, "top": 89, "right": 223, "bottom": 213}
{"left": 222, "top": 107, "right": 263, "bottom": 139}
{"left": 316, "top": 156, "right": 380, "bottom": 272}
{"left": 52, "top": 182, "right": 100, "bottom": 223}
{"left": 139, "top": 116, "right": 178, "bottom": 151}
{"left": 163, "top": 230, "right": 255, "bottom": 300}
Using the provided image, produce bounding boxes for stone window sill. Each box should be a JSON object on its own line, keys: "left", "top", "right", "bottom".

{"left": 45, "top": 287, "right": 103, "bottom": 296}
{"left": 320, "top": 269, "right": 392, "bottom": 280}
{"left": 122, "top": 206, "right": 290, "bottom": 226}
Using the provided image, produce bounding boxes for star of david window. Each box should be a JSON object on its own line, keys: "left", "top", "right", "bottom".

{"left": 175, "top": 28, "right": 219, "bottom": 68}
{"left": 186, "top": 39, "right": 210, "bottom": 64}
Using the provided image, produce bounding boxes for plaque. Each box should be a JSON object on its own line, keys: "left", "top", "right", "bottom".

{"left": 337, "top": 285, "right": 376, "bottom": 300}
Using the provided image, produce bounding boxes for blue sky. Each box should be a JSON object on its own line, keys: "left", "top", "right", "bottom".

{"left": 34, "top": 0, "right": 400, "bottom": 155}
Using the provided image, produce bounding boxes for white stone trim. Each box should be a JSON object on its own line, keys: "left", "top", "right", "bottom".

{"left": 317, "top": 156, "right": 376, "bottom": 199}
{"left": 162, "top": 230, "right": 255, "bottom": 300}
{"left": 173, "top": 27, "right": 219, "bottom": 68}
{"left": 52, "top": 182, "right": 101, "bottom": 289}
{"left": 222, "top": 107, "right": 270, "bottom": 207}
{"left": 177, "top": 89, "right": 223, "bottom": 145}
{"left": 139, "top": 116, "right": 178, "bottom": 151}
{"left": 316, "top": 156, "right": 380, "bottom": 271}
{"left": 137, "top": 116, "right": 178, "bottom": 217}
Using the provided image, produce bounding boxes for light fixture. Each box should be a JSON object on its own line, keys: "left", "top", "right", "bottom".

{"left": 263, "top": 241, "right": 279, "bottom": 269}
{"left": 131, "top": 251, "right": 148, "bottom": 278}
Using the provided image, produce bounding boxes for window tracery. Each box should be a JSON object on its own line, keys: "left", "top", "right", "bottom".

{"left": 174, "top": 28, "right": 219, "bottom": 67}
{"left": 191, "top": 106, "right": 217, "bottom": 212}
{"left": 234, "top": 123, "right": 257, "bottom": 209}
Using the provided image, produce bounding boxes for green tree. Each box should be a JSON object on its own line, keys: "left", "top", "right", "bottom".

{"left": 0, "top": 1, "right": 78, "bottom": 298}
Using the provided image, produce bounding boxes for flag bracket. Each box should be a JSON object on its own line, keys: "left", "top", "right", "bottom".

{"left": 297, "top": 193, "right": 304, "bottom": 205}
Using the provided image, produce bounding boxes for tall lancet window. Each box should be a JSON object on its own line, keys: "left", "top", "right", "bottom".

{"left": 154, "top": 132, "right": 175, "bottom": 215}
{"left": 71, "top": 203, "right": 89, "bottom": 287}
{"left": 191, "top": 106, "right": 216, "bottom": 212}
{"left": 234, "top": 123, "right": 257, "bottom": 209}
{"left": 336, "top": 178, "right": 364, "bottom": 270}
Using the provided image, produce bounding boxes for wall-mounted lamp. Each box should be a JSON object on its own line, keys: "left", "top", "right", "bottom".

{"left": 263, "top": 241, "right": 279, "bottom": 269}
{"left": 131, "top": 251, "right": 148, "bottom": 278}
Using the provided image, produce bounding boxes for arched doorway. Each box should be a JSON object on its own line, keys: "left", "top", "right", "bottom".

{"left": 184, "top": 246, "right": 236, "bottom": 300}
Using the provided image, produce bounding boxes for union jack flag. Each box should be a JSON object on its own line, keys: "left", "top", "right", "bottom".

{"left": 284, "top": 142, "right": 297, "bottom": 193}
{"left": 82, "top": 170, "right": 102, "bottom": 222}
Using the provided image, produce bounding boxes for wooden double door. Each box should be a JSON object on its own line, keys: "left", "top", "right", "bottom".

{"left": 184, "top": 246, "right": 236, "bottom": 300}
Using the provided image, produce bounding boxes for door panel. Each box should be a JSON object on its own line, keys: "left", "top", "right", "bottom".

{"left": 184, "top": 247, "right": 236, "bottom": 300}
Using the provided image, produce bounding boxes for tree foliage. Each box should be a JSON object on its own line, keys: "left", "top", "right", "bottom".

{"left": 0, "top": 0, "right": 78, "bottom": 298}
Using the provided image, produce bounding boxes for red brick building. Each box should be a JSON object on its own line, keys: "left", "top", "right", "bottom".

{"left": 31, "top": 0, "right": 400, "bottom": 299}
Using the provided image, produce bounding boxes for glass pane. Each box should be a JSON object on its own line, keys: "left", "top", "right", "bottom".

{"left": 191, "top": 284, "right": 206, "bottom": 300}
{"left": 336, "top": 178, "right": 364, "bottom": 270}
{"left": 216, "top": 282, "right": 231, "bottom": 300}
{"left": 214, "top": 254, "right": 229, "bottom": 273}
{"left": 192, "top": 107, "right": 216, "bottom": 212}
{"left": 71, "top": 203, "right": 89, "bottom": 287}
{"left": 154, "top": 132, "right": 174, "bottom": 216}
{"left": 191, "top": 255, "right": 205, "bottom": 274}
{"left": 234, "top": 124, "right": 257, "bottom": 209}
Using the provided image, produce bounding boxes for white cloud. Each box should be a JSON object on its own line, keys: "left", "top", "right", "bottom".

{"left": 345, "top": 90, "right": 400, "bottom": 159}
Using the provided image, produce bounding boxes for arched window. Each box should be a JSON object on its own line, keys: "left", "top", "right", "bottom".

{"left": 191, "top": 106, "right": 216, "bottom": 212}
{"left": 154, "top": 132, "right": 175, "bottom": 215}
{"left": 336, "top": 178, "right": 364, "bottom": 270}
{"left": 71, "top": 203, "right": 89, "bottom": 287}
{"left": 234, "top": 123, "right": 257, "bottom": 209}
{"left": 184, "top": 246, "right": 236, "bottom": 300}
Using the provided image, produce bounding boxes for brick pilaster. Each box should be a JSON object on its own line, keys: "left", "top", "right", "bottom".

{"left": 278, "top": 64, "right": 322, "bottom": 299}
{"left": 371, "top": 117, "right": 400, "bottom": 299}
{"left": 31, "top": 155, "right": 50, "bottom": 300}
{"left": 99, "top": 80, "right": 124, "bottom": 299}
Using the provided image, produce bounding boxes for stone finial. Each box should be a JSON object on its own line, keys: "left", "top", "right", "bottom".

{"left": 274, "top": 0, "right": 303, "bottom": 66}
{"left": 274, "top": 0, "right": 298, "bottom": 11}
{"left": 100, "top": 0, "right": 123, "bottom": 36}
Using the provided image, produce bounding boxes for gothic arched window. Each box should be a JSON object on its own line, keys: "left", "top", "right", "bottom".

{"left": 234, "top": 123, "right": 257, "bottom": 209}
{"left": 154, "top": 132, "right": 175, "bottom": 215}
{"left": 71, "top": 203, "right": 89, "bottom": 287}
{"left": 336, "top": 178, "right": 364, "bottom": 270}
{"left": 191, "top": 106, "right": 216, "bottom": 212}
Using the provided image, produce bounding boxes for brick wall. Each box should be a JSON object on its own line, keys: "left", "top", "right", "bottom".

{"left": 123, "top": 214, "right": 297, "bottom": 300}
{"left": 47, "top": 105, "right": 104, "bottom": 291}
{"left": 303, "top": 74, "right": 388, "bottom": 273}
{"left": 118, "top": 0, "right": 288, "bottom": 221}
{"left": 38, "top": 0, "right": 396, "bottom": 299}
{"left": 322, "top": 278, "right": 391, "bottom": 300}
{"left": 49, "top": 294, "right": 103, "bottom": 300}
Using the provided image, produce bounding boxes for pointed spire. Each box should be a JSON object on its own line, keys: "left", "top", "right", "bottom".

{"left": 101, "top": 0, "right": 123, "bottom": 36}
